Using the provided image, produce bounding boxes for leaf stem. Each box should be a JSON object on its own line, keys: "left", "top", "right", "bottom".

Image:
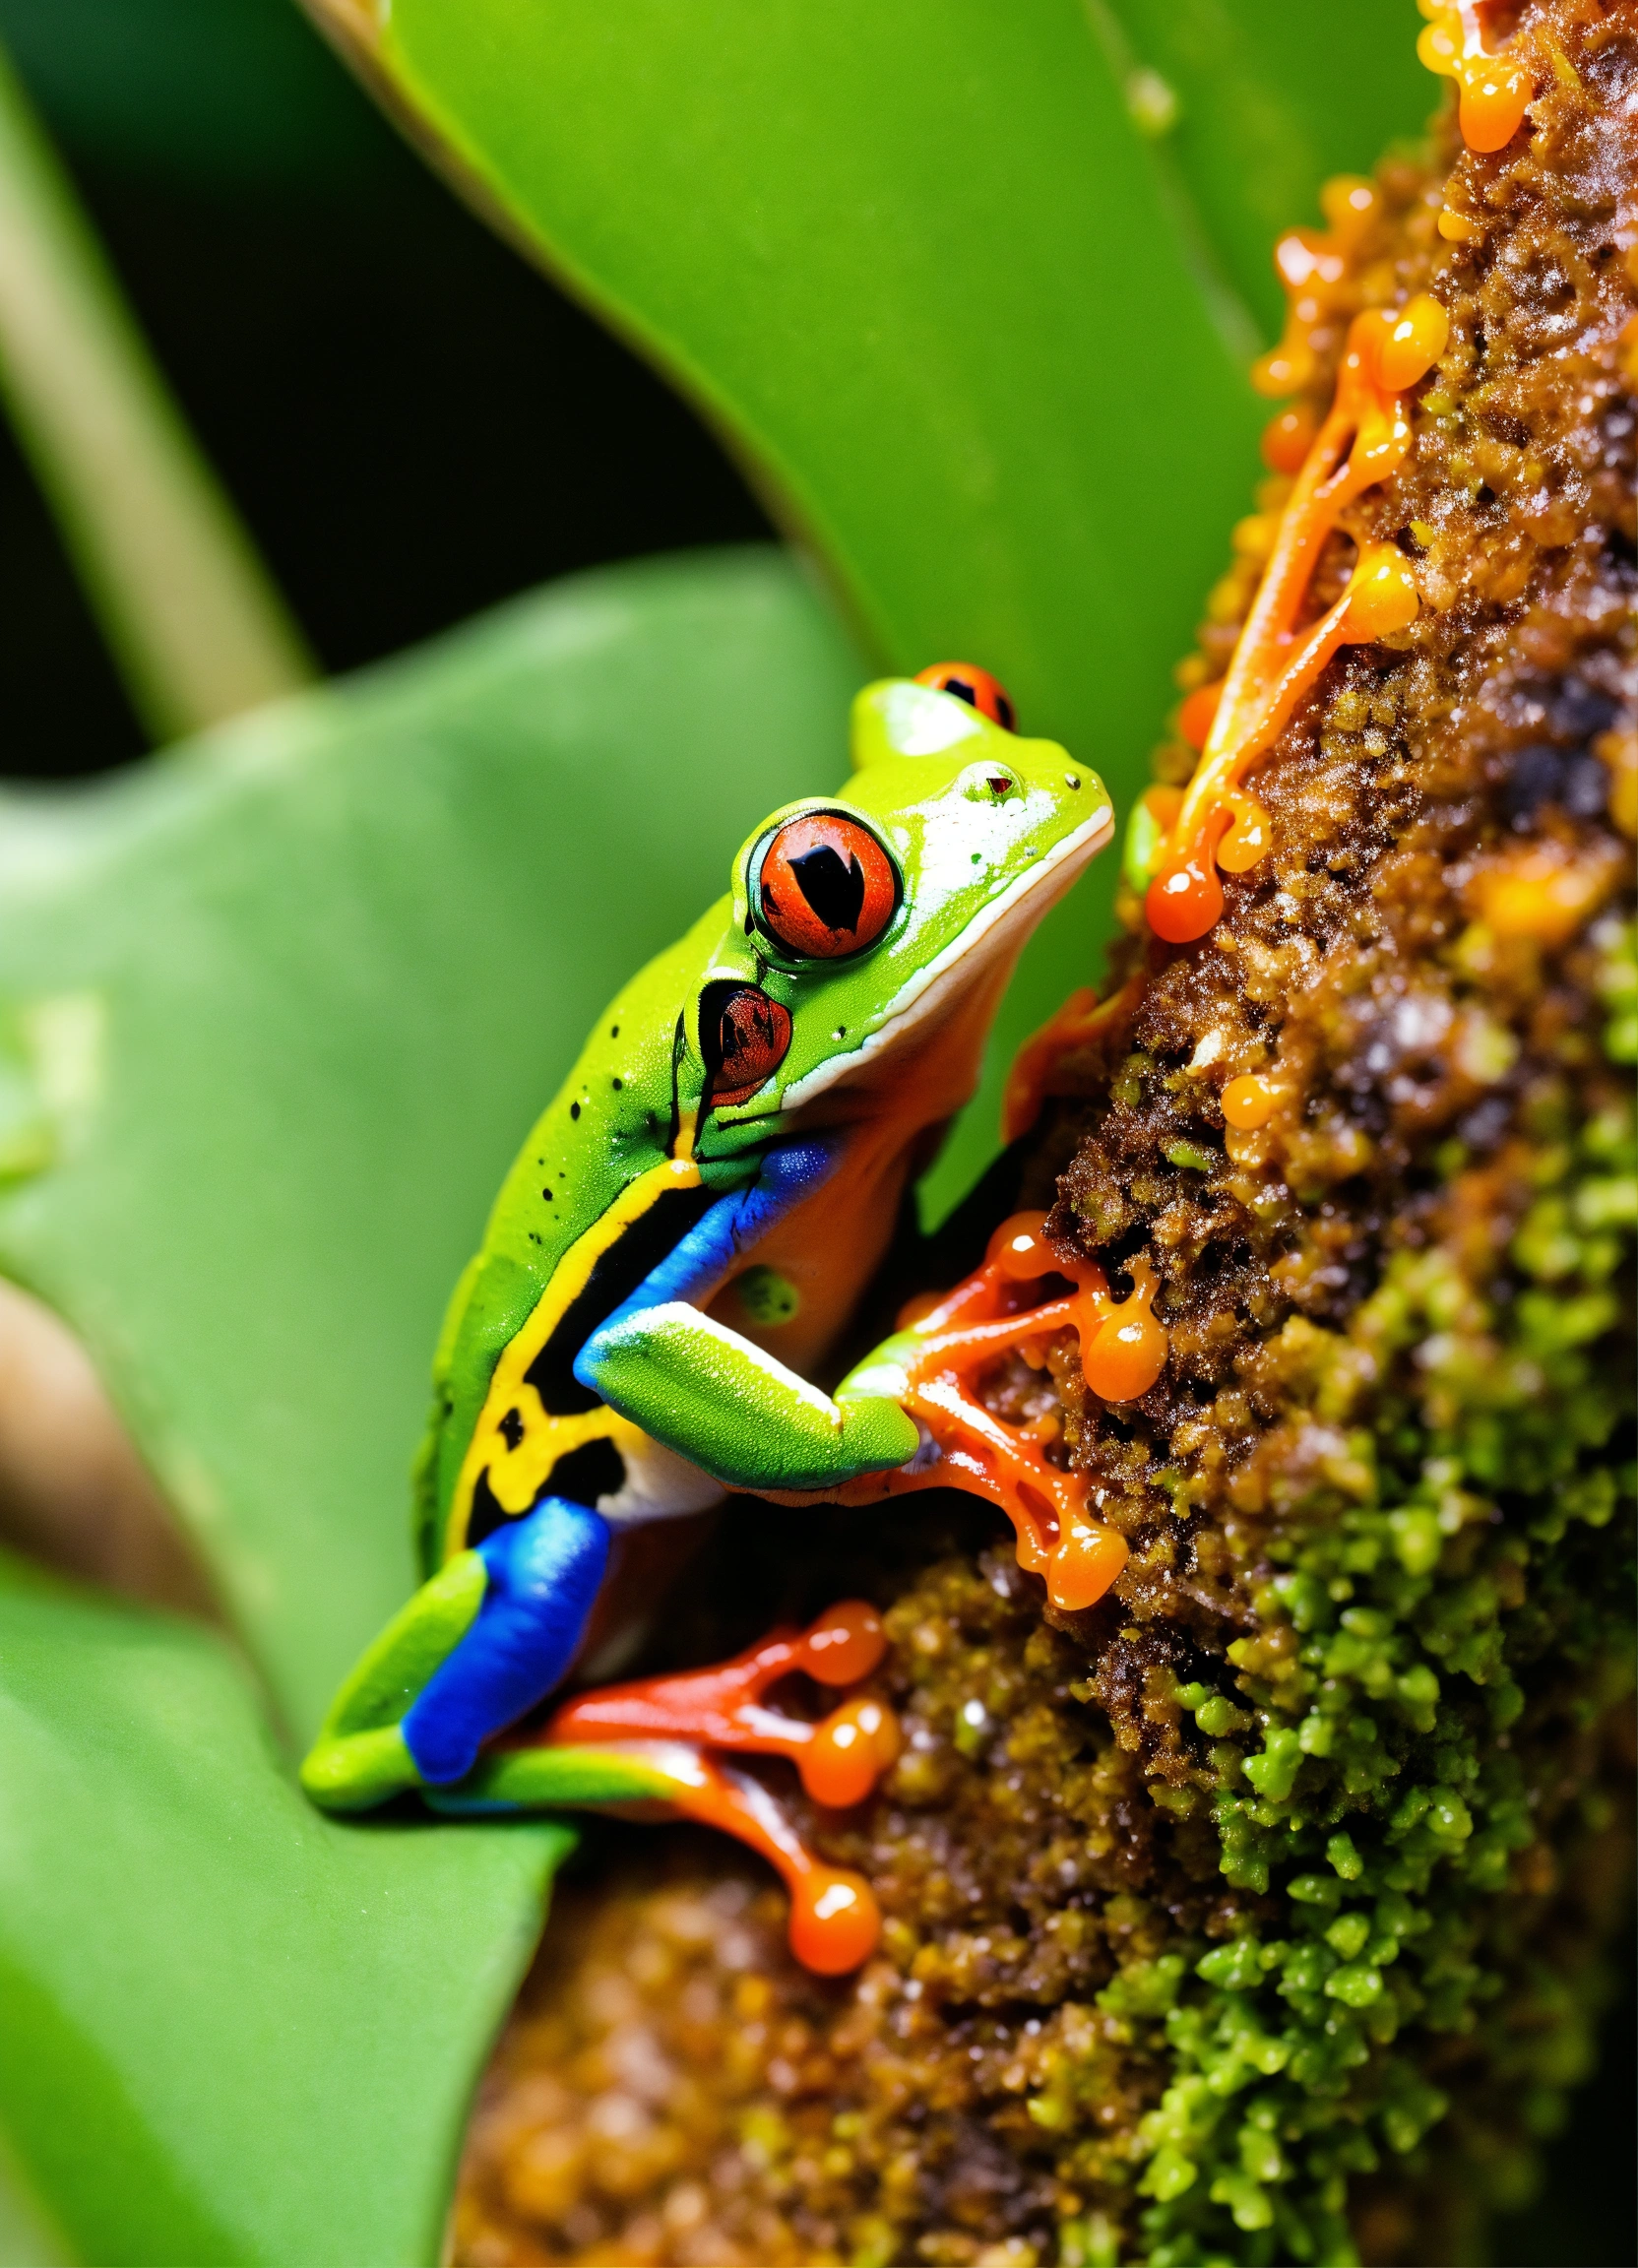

{"left": 0, "top": 42, "right": 315, "bottom": 744}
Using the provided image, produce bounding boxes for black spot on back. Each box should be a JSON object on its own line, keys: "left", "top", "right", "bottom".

{"left": 788, "top": 844, "right": 865, "bottom": 934}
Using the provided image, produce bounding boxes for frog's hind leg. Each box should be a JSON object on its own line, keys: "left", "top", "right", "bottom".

{"left": 403, "top": 1497, "right": 608, "bottom": 1784}
{"left": 300, "top": 1496, "right": 607, "bottom": 1810}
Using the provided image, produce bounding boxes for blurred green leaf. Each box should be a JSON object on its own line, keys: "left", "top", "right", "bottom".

{"left": 0, "top": 545, "right": 863, "bottom": 1739}
{"left": 0, "top": 37, "right": 315, "bottom": 741}
{"left": 0, "top": 1554, "right": 568, "bottom": 2267}
{"left": 1094, "top": 2, "right": 1431, "bottom": 338}
{"left": 310, "top": 0, "right": 1424, "bottom": 1215}
{"left": 0, "top": 0, "right": 385, "bottom": 187}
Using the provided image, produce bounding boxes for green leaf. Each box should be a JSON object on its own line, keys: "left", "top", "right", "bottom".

{"left": 0, "top": 1555, "right": 569, "bottom": 2267}
{"left": 0, "top": 545, "right": 863, "bottom": 1738}
{"left": 305, "top": 0, "right": 1426, "bottom": 1213}
{"left": 1092, "top": 2, "right": 1431, "bottom": 337}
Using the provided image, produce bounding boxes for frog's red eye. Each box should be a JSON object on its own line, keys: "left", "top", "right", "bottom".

{"left": 752, "top": 812, "right": 900, "bottom": 962}
{"left": 914, "top": 661, "right": 1017, "bottom": 732}
{"left": 700, "top": 981, "right": 792, "bottom": 1107}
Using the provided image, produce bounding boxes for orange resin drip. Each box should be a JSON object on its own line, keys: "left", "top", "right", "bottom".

{"left": 1418, "top": 2, "right": 1534, "bottom": 153}
{"left": 539, "top": 1601, "right": 898, "bottom": 1975}
{"left": 1145, "top": 294, "right": 1444, "bottom": 946}
{"left": 843, "top": 1214, "right": 1168, "bottom": 1612}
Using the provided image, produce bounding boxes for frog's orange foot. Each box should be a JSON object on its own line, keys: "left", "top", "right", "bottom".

{"left": 860, "top": 1213, "right": 1161, "bottom": 1612}
{"left": 545, "top": 1599, "right": 899, "bottom": 1806}
{"left": 520, "top": 1602, "right": 898, "bottom": 1975}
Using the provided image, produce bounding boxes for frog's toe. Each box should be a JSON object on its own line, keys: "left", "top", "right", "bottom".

{"left": 299, "top": 1724, "right": 418, "bottom": 1812}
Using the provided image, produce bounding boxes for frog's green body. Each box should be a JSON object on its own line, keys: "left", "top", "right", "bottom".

{"left": 303, "top": 676, "right": 1110, "bottom": 1816}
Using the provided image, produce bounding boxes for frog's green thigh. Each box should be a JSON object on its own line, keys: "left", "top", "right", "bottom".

{"left": 578, "top": 1299, "right": 918, "bottom": 1492}
{"left": 300, "top": 1548, "right": 487, "bottom": 1811}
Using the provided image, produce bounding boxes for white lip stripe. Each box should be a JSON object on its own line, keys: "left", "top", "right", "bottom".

{"left": 780, "top": 799, "right": 1113, "bottom": 1112}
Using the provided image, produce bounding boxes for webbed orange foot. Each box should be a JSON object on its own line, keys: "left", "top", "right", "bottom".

{"left": 834, "top": 1212, "right": 1168, "bottom": 1612}
{"left": 512, "top": 1602, "right": 899, "bottom": 1975}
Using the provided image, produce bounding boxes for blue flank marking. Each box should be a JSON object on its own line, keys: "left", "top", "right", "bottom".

{"left": 573, "top": 1136, "right": 843, "bottom": 1396}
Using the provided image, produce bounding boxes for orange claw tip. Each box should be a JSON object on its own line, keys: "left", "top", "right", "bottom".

{"left": 1344, "top": 543, "right": 1420, "bottom": 640}
{"left": 1377, "top": 293, "right": 1450, "bottom": 391}
{"left": 801, "top": 1696, "right": 900, "bottom": 1808}
{"left": 986, "top": 1209, "right": 1054, "bottom": 1279}
{"left": 798, "top": 1601, "right": 887, "bottom": 1686}
{"left": 788, "top": 1868, "right": 881, "bottom": 1975}
{"left": 1083, "top": 1306, "right": 1168, "bottom": 1404}
{"left": 1046, "top": 1517, "right": 1128, "bottom": 1611}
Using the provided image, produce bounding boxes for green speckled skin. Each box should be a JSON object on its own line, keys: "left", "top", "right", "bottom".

{"left": 305, "top": 673, "right": 1111, "bottom": 1819}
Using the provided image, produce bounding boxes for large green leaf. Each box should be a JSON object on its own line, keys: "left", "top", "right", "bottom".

{"left": 0, "top": 1555, "right": 569, "bottom": 2267}
{"left": 0, "top": 546, "right": 862, "bottom": 1741}
{"left": 308, "top": 0, "right": 1426, "bottom": 1214}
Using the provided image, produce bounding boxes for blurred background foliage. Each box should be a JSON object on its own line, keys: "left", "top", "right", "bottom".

{"left": 0, "top": 0, "right": 772, "bottom": 779}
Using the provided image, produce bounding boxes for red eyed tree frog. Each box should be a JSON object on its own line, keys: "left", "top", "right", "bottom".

{"left": 301, "top": 663, "right": 1111, "bottom": 1957}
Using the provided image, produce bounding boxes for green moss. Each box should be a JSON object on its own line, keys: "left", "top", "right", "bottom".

{"left": 1086, "top": 1063, "right": 1635, "bottom": 2266}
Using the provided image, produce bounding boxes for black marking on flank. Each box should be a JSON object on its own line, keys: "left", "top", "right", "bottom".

{"left": 465, "top": 1468, "right": 509, "bottom": 1551}
{"left": 570, "top": 1102, "right": 581, "bottom": 1120}
{"left": 547, "top": 1436, "right": 626, "bottom": 1507}
{"left": 498, "top": 1407, "right": 526, "bottom": 1451}
{"left": 524, "top": 1181, "right": 717, "bottom": 1414}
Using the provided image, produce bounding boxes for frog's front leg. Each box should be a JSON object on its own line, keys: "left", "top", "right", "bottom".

{"left": 575, "top": 1137, "right": 921, "bottom": 1491}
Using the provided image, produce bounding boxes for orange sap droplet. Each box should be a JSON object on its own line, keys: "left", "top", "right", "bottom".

{"left": 1217, "top": 792, "right": 1272, "bottom": 874}
{"left": 1459, "top": 57, "right": 1532, "bottom": 152}
{"left": 1222, "top": 1073, "right": 1282, "bottom": 1130}
{"left": 1178, "top": 680, "right": 1225, "bottom": 750}
{"left": 1261, "top": 404, "right": 1318, "bottom": 473}
{"left": 1345, "top": 543, "right": 1420, "bottom": 639}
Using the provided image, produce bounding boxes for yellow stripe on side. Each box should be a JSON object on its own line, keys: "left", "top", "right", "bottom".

{"left": 443, "top": 1134, "right": 702, "bottom": 1556}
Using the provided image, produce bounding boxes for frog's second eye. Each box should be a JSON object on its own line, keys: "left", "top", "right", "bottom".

{"left": 752, "top": 812, "right": 901, "bottom": 961}
{"left": 701, "top": 980, "right": 792, "bottom": 1106}
{"left": 913, "top": 661, "right": 1017, "bottom": 732}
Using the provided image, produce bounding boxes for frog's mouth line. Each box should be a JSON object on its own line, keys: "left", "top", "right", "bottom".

{"left": 777, "top": 794, "right": 1114, "bottom": 1114}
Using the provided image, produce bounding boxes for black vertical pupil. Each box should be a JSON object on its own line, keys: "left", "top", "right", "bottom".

{"left": 788, "top": 842, "right": 865, "bottom": 933}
